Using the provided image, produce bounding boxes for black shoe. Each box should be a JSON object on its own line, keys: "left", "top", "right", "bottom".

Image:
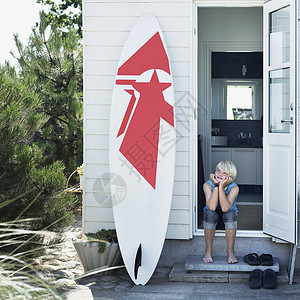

{"left": 263, "top": 269, "right": 277, "bottom": 289}
{"left": 243, "top": 253, "right": 261, "bottom": 266}
{"left": 249, "top": 269, "right": 263, "bottom": 289}
{"left": 260, "top": 254, "right": 274, "bottom": 266}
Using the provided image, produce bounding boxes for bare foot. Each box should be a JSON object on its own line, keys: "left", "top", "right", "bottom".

{"left": 227, "top": 252, "right": 238, "bottom": 264}
{"left": 203, "top": 252, "right": 213, "bottom": 263}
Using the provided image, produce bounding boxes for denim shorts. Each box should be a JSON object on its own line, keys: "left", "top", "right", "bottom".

{"left": 203, "top": 210, "right": 237, "bottom": 230}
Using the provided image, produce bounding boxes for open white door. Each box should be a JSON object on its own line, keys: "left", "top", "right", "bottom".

{"left": 263, "top": 0, "right": 297, "bottom": 244}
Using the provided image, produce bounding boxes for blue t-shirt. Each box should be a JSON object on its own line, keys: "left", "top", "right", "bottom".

{"left": 203, "top": 180, "right": 238, "bottom": 215}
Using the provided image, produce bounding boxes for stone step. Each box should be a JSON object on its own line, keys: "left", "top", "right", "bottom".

{"left": 169, "top": 263, "right": 289, "bottom": 284}
{"left": 185, "top": 255, "right": 279, "bottom": 272}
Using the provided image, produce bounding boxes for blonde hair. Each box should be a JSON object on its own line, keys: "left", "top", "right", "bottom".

{"left": 215, "top": 160, "right": 237, "bottom": 180}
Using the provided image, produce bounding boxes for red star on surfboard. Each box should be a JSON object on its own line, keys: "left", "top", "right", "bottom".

{"left": 116, "top": 32, "right": 174, "bottom": 189}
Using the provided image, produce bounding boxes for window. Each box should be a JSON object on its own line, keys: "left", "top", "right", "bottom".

{"left": 211, "top": 79, "right": 262, "bottom": 120}
{"left": 226, "top": 84, "right": 254, "bottom": 120}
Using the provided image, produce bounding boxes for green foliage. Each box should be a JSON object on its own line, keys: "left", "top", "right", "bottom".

{"left": 0, "top": 208, "right": 62, "bottom": 299}
{"left": 12, "top": 12, "right": 83, "bottom": 175}
{"left": 37, "top": 0, "right": 82, "bottom": 38}
{"left": 0, "top": 67, "right": 75, "bottom": 238}
{"left": 0, "top": 255, "right": 62, "bottom": 300}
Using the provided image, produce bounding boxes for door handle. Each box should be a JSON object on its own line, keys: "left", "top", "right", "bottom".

{"left": 281, "top": 117, "right": 293, "bottom": 125}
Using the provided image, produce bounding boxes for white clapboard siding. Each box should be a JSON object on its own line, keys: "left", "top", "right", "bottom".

{"left": 176, "top": 121, "right": 190, "bottom": 137}
{"left": 85, "top": 193, "right": 113, "bottom": 208}
{"left": 173, "top": 181, "right": 189, "bottom": 196}
{"left": 169, "top": 210, "right": 190, "bottom": 224}
{"left": 85, "top": 177, "right": 110, "bottom": 189}
{"left": 85, "top": 90, "right": 113, "bottom": 105}
{"left": 85, "top": 120, "right": 109, "bottom": 134}
{"left": 176, "top": 106, "right": 193, "bottom": 121}
{"left": 174, "top": 166, "right": 189, "bottom": 181}
{"left": 85, "top": 60, "right": 189, "bottom": 77}
{"left": 85, "top": 61, "right": 119, "bottom": 76}
{"left": 166, "top": 224, "right": 190, "bottom": 239}
{"left": 85, "top": 0, "right": 188, "bottom": 2}
{"left": 176, "top": 137, "right": 189, "bottom": 151}
{"left": 86, "top": 135, "right": 109, "bottom": 149}
{"left": 85, "top": 16, "right": 189, "bottom": 32}
{"left": 175, "top": 151, "right": 189, "bottom": 166}
{"left": 175, "top": 91, "right": 194, "bottom": 104}
{"left": 86, "top": 164, "right": 110, "bottom": 177}
{"left": 86, "top": 207, "right": 114, "bottom": 222}
{"left": 83, "top": 0, "right": 191, "bottom": 239}
{"left": 85, "top": 75, "right": 114, "bottom": 90}
{"left": 85, "top": 46, "right": 189, "bottom": 62}
{"left": 85, "top": 222, "right": 116, "bottom": 233}
{"left": 86, "top": 149, "right": 109, "bottom": 164}
{"left": 85, "top": 2, "right": 189, "bottom": 17}
{"left": 85, "top": 31, "right": 189, "bottom": 47}
{"left": 171, "top": 195, "right": 190, "bottom": 210}
{"left": 86, "top": 104, "right": 110, "bottom": 119}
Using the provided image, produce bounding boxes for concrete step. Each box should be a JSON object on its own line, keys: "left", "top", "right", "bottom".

{"left": 169, "top": 263, "right": 289, "bottom": 284}
{"left": 185, "top": 255, "right": 279, "bottom": 272}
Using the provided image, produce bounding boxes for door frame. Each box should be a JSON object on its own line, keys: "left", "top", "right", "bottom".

{"left": 192, "top": 0, "right": 266, "bottom": 236}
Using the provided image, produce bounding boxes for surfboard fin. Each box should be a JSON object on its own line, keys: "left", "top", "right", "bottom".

{"left": 134, "top": 243, "right": 142, "bottom": 280}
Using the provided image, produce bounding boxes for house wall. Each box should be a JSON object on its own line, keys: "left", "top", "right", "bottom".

{"left": 83, "top": 0, "right": 193, "bottom": 239}
{"left": 82, "top": 0, "right": 300, "bottom": 271}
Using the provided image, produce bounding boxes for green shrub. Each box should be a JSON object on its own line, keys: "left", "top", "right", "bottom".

{"left": 0, "top": 67, "right": 75, "bottom": 250}
{"left": 13, "top": 12, "right": 83, "bottom": 175}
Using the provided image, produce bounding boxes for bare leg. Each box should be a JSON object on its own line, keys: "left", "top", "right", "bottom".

{"left": 203, "top": 228, "right": 215, "bottom": 263}
{"left": 225, "top": 228, "right": 238, "bottom": 264}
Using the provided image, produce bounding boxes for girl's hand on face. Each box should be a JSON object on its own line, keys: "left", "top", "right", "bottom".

{"left": 220, "top": 176, "right": 233, "bottom": 188}
{"left": 210, "top": 173, "right": 218, "bottom": 184}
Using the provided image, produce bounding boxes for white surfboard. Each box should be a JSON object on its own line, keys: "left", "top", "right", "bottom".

{"left": 109, "top": 14, "right": 176, "bottom": 285}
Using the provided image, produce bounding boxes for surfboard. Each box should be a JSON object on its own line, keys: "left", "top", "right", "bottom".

{"left": 109, "top": 14, "right": 176, "bottom": 285}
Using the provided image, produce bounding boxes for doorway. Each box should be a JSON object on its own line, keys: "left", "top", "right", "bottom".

{"left": 197, "top": 6, "right": 264, "bottom": 231}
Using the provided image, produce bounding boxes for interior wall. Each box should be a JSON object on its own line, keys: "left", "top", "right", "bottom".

{"left": 198, "top": 7, "right": 263, "bottom": 44}
{"left": 197, "top": 7, "right": 263, "bottom": 177}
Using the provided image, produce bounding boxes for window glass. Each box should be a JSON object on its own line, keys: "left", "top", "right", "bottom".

{"left": 227, "top": 85, "right": 253, "bottom": 120}
{"left": 269, "top": 6, "right": 290, "bottom": 66}
{"left": 269, "top": 68, "right": 290, "bottom": 133}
